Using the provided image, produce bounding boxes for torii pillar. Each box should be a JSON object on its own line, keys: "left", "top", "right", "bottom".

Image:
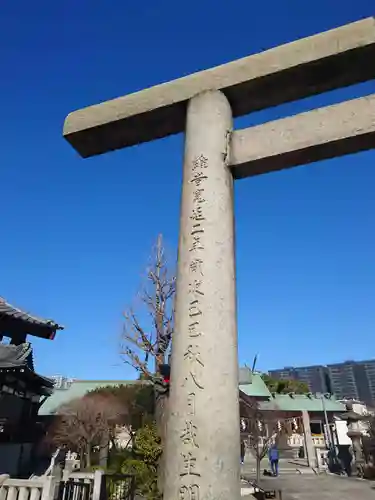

{"left": 63, "top": 18, "right": 375, "bottom": 499}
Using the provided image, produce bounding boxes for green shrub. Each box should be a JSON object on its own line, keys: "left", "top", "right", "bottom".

{"left": 133, "top": 423, "right": 162, "bottom": 466}
{"left": 120, "top": 423, "right": 162, "bottom": 500}
{"left": 121, "top": 459, "right": 160, "bottom": 499}
{"left": 107, "top": 448, "right": 133, "bottom": 473}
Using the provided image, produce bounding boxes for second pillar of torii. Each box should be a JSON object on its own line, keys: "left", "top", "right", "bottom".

{"left": 63, "top": 18, "right": 375, "bottom": 499}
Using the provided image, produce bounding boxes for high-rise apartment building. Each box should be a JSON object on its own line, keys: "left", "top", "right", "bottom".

{"left": 326, "top": 360, "right": 375, "bottom": 404}
{"left": 270, "top": 359, "right": 375, "bottom": 405}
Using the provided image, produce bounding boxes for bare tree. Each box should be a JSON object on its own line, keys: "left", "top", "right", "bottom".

{"left": 122, "top": 234, "right": 175, "bottom": 377}
{"left": 240, "top": 396, "right": 289, "bottom": 483}
{"left": 49, "top": 394, "right": 125, "bottom": 469}
{"left": 121, "top": 234, "right": 175, "bottom": 492}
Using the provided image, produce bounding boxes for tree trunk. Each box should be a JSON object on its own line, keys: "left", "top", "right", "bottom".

{"left": 155, "top": 393, "right": 169, "bottom": 494}
{"left": 79, "top": 446, "right": 85, "bottom": 470}
{"left": 110, "top": 437, "right": 118, "bottom": 454}
{"left": 256, "top": 456, "right": 261, "bottom": 484}
{"left": 86, "top": 444, "right": 91, "bottom": 469}
{"left": 154, "top": 242, "right": 168, "bottom": 497}
{"left": 99, "top": 430, "right": 109, "bottom": 468}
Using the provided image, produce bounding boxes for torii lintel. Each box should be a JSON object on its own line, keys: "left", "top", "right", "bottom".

{"left": 63, "top": 17, "right": 375, "bottom": 161}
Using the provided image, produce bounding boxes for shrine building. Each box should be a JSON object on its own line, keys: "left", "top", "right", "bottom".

{"left": 0, "top": 298, "right": 63, "bottom": 476}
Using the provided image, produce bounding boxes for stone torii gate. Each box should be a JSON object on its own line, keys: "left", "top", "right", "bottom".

{"left": 63, "top": 18, "right": 375, "bottom": 499}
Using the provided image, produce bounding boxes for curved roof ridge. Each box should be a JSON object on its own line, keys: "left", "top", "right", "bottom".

{"left": 0, "top": 298, "right": 64, "bottom": 339}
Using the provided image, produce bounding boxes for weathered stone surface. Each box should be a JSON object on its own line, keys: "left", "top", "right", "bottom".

{"left": 163, "top": 90, "right": 240, "bottom": 500}
{"left": 230, "top": 93, "right": 375, "bottom": 178}
{"left": 301, "top": 410, "right": 316, "bottom": 468}
{"left": 63, "top": 18, "right": 375, "bottom": 157}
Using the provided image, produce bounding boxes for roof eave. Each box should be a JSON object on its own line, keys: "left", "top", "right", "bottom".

{"left": 0, "top": 299, "right": 64, "bottom": 340}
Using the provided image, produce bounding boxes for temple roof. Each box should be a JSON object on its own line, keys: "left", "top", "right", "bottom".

{"left": 239, "top": 369, "right": 346, "bottom": 413}
{"left": 40, "top": 370, "right": 347, "bottom": 416}
{"left": 39, "top": 379, "right": 148, "bottom": 415}
{"left": 0, "top": 342, "right": 54, "bottom": 393}
{"left": 0, "top": 342, "right": 33, "bottom": 368}
{"left": 259, "top": 393, "right": 346, "bottom": 413}
{"left": 239, "top": 370, "right": 271, "bottom": 399}
{"left": 0, "top": 298, "right": 63, "bottom": 340}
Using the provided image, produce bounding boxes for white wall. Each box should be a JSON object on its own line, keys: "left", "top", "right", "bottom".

{"left": 335, "top": 421, "right": 352, "bottom": 446}
{"left": 113, "top": 426, "right": 133, "bottom": 448}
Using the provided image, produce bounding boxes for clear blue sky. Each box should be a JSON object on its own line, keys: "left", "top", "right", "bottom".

{"left": 1, "top": 1, "right": 374, "bottom": 380}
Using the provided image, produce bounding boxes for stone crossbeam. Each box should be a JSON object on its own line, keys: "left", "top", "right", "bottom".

{"left": 64, "top": 18, "right": 375, "bottom": 158}
{"left": 230, "top": 94, "right": 375, "bottom": 179}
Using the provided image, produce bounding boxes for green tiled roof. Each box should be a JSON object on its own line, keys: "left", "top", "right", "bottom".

{"left": 40, "top": 371, "right": 346, "bottom": 417}
{"left": 39, "top": 380, "right": 146, "bottom": 415}
{"left": 239, "top": 371, "right": 271, "bottom": 398}
{"left": 259, "top": 394, "right": 346, "bottom": 413}
{"left": 238, "top": 368, "right": 345, "bottom": 413}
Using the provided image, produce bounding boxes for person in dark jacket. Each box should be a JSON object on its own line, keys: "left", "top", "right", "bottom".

{"left": 240, "top": 440, "right": 245, "bottom": 465}
{"left": 268, "top": 444, "right": 279, "bottom": 476}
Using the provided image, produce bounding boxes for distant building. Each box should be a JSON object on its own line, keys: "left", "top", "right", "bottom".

{"left": 269, "top": 365, "right": 330, "bottom": 394}
{"left": 270, "top": 359, "right": 375, "bottom": 405}
{"left": 327, "top": 360, "right": 375, "bottom": 404}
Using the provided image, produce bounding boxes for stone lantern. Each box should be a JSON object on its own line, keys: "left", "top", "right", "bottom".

{"left": 340, "top": 404, "right": 367, "bottom": 476}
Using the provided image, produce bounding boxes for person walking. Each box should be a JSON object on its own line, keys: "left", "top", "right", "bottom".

{"left": 268, "top": 443, "right": 279, "bottom": 477}
{"left": 240, "top": 439, "right": 245, "bottom": 465}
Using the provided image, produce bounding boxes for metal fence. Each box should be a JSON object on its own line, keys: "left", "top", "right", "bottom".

{"left": 102, "top": 475, "right": 135, "bottom": 500}
{"left": 57, "top": 479, "right": 92, "bottom": 500}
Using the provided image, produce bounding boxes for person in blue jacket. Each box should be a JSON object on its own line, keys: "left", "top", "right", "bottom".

{"left": 268, "top": 443, "right": 279, "bottom": 476}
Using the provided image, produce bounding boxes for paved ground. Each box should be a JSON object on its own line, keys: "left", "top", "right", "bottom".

{"left": 241, "top": 452, "right": 375, "bottom": 498}
{"left": 241, "top": 456, "right": 311, "bottom": 476}
{"left": 241, "top": 473, "right": 375, "bottom": 499}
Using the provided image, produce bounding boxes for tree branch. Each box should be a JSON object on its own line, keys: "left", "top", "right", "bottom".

{"left": 121, "top": 234, "right": 176, "bottom": 379}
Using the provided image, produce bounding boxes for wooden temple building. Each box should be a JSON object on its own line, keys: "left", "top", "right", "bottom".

{"left": 239, "top": 367, "right": 348, "bottom": 467}
{"left": 0, "top": 298, "right": 63, "bottom": 477}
